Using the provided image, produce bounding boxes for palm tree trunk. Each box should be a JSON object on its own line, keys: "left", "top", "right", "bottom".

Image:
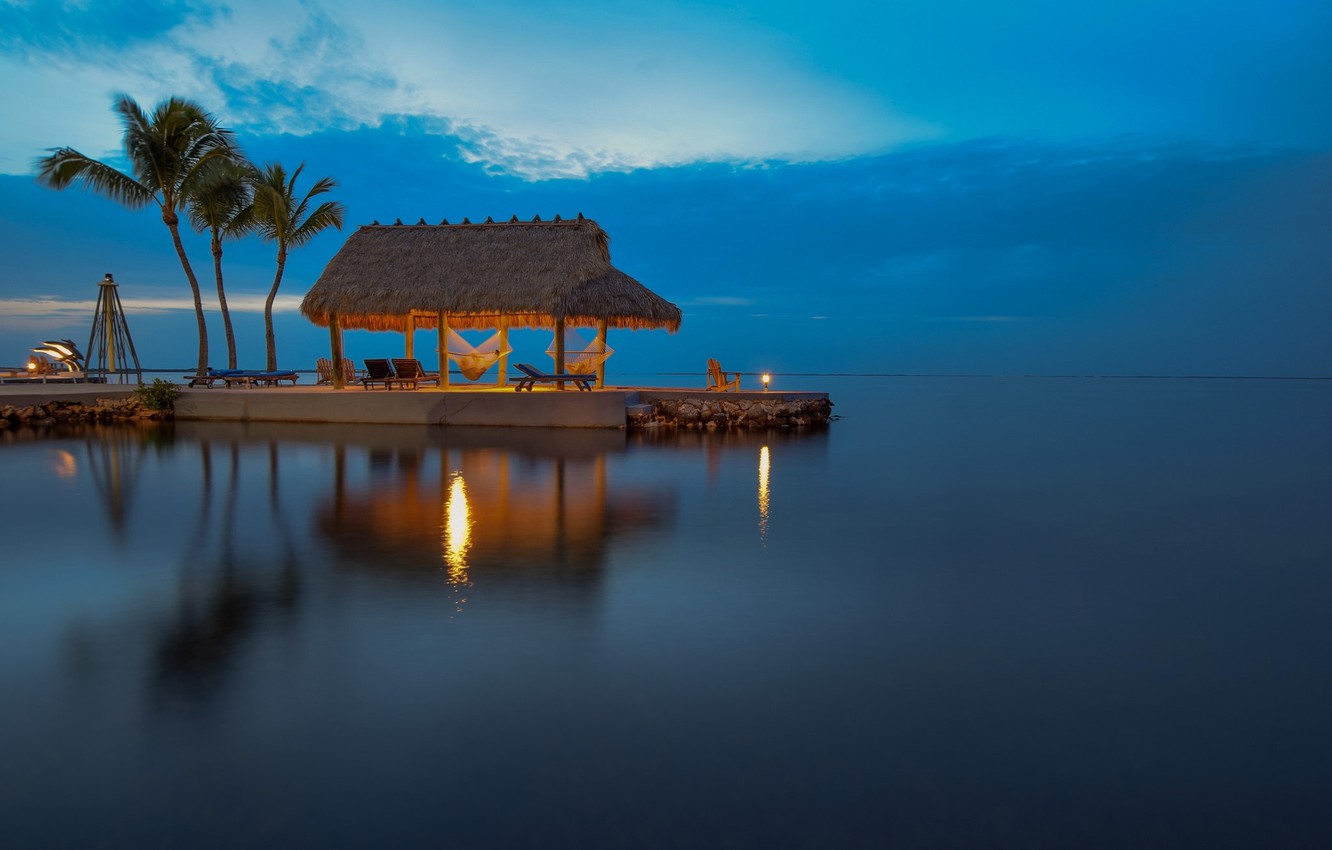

{"left": 164, "top": 210, "right": 209, "bottom": 375}
{"left": 264, "top": 249, "right": 287, "bottom": 371}
{"left": 212, "top": 232, "right": 237, "bottom": 369}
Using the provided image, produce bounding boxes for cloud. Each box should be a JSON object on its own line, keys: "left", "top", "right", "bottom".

{"left": 0, "top": 0, "right": 933, "bottom": 179}
{"left": 202, "top": 7, "right": 399, "bottom": 138}
{"left": 7, "top": 0, "right": 1332, "bottom": 183}
{"left": 0, "top": 298, "right": 91, "bottom": 334}
{"left": 0, "top": 292, "right": 304, "bottom": 331}
{"left": 0, "top": 0, "right": 214, "bottom": 55}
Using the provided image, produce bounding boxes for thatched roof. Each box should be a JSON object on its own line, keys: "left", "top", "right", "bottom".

{"left": 300, "top": 215, "right": 681, "bottom": 332}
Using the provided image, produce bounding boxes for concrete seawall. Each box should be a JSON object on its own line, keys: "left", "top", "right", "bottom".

{"left": 1, "top": 384, "right": 833, "bottom": 430}
{"left": 175, "top": 386, "right": 630, "bottom": 427}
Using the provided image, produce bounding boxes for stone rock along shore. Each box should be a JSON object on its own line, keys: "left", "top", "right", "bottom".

{"left": 0, "top": 397, "right": 169, "bottom": 429}
{"left": 629, "top": 396, "right": 834, "bottom": 429}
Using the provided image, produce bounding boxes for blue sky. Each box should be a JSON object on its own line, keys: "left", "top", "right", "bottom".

{"left": 1, "top": 0, "right": 1329, "bottom": 376}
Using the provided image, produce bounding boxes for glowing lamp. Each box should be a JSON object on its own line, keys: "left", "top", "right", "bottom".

{"left": 761, "top": 373, "right": 771, "bottom": 391}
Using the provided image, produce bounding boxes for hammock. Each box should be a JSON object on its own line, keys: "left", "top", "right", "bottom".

{"left": 545, "top": 328, "right": 614, "bottom": 375}
{"left": 446, "top": 329, "right": 512, "bottom": 380}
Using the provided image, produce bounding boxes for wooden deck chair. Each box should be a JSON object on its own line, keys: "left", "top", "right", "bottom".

{"left": 360, "top": 358, "right": 393, "bottom": 390}
{"left": 338, "top": 358, "right": 361, "bottom": 383}
{"left": 706, "top": 358, "right": 741, "bottom": 392}
{"left": 217, "top": 370, "right": 299, "bottom": 388}
{"left": 511, "top": 363, "right": 596, "bottom": 392}
{"left": 183, "top": 372, "right": 223, "bottom": 388}
{"left": 388, "top": 358, "right": 440, "bottom": 390}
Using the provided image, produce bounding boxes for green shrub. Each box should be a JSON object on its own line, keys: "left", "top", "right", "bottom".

{"left": 134, "top": 378, "right": 182, "bottom": 411}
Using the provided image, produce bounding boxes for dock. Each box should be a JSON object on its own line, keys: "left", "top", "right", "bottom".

{"left": 0, "top": 382, "right": 832, "bottom": 429}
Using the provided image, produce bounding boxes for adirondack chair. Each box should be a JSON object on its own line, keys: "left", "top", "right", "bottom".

{"left": 706, "top": 358, "right": 741, "bottom": 392}
{"left": 315, "top": 357, "right": 336, "bottom": 385}
{"left": 318, "top": 357, "right": 363, "bottom": 385}
{"left": 338, "top": 358, "right": 361, "bottom": 383}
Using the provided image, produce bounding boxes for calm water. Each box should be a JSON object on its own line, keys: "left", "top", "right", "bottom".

{"left": 2, "top": 377, "right": 1330, "bottom": 849}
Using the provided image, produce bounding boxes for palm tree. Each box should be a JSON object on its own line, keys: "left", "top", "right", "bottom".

{"left": 249, "top": 162, "right": 345, "bottom": 371}
{"left": 35, "top": 94, "right": 239, "bottom": 376}
{"left": 187, "top": 160, "right": 254, "bottom": 369}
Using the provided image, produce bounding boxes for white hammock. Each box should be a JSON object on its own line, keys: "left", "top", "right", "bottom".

{"left": 545, "top": 328, "right": 614, "bottom": 375}
{"left": 446, "top": 329, "right": 512, "bottom": 381}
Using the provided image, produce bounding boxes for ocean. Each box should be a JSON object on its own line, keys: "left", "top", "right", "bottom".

{"left": 2, "top": 376, "right": 1330, "bottom": 848}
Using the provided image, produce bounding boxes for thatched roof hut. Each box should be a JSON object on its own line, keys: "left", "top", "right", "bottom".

{"left": 300, "top": 215, "right": 681, "bottom": 332}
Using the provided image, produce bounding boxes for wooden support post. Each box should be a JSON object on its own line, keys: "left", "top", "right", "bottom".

{"left": 329, "top": 314, "right": 345, "bottom": 389}
{"left": 405, "top": 314, "right": 415, "bottom": 358}
{"left": 595, "top": 319, "right": 608, "bottom": 389}
{"left": 438, "top": 312, "right": 449, "bottom": 389}
{"left": 555, "top": 319, "right": 566, "bottom": 391}
{"left": 496, "top": 315, "right": 509, "bottom": 388}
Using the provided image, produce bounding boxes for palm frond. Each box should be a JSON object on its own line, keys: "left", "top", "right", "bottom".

{"left": 288, "top": 200, "right": 346, "bottom": 247}
{"left": 248, "top": 184, "right": 288, "bottom": 242}
{"left": 246, "top": 159, "right": 343, "bottom": 247}
{"left": 305, "top": 176, "right": 337, "bottom": 197}
{"left": 290, "top": 173, "right": 337, "bottom": 221}
{"left": 112, "top": 95, "right": 240, "bottom": 207}
{"left": 224, "top": 202, "right": 257, "bottom": 238}
{"left": 34, "top": 148, "right": 153, "bottom": 208}
{"left": 185, "top": 160, "right": 253, "bottom": 234}
{"left": 113, "top": 93, "right": 151, "bottom": 156}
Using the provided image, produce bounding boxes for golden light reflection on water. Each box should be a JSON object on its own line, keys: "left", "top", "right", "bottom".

{"left": 442, "top": 471, "right": 473, "bottom": 585}
{"left": 758, "top": 445, "right": 770, "bottom": 544}
{"left": 51, "top": 449, "right": 78, "bottom": 479}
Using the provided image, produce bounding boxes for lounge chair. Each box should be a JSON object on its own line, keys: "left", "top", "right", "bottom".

{"left": 361, "top": 358, "right": 393, "bottom": 390}
{"left": 512, "top": 362, "right": 596, "bottom": 392}
{"left": 264, "top": 371, "right": 300, "bottom": 387}
{"left": 706, "top": 358, "right": 741, "bottom": 392}
{"left": 387, "top": 358, "right": 440, "bottom": 390}
{"left": 183, "top": 372, "right": 223, "bottom": 388}
{"left": 210, "top": 369, "right": 300, "bottom": 388}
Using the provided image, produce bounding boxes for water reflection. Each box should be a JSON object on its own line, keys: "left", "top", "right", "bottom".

{"left": 6, "top": 419, "right": 823, "bottom": 840}
{"left": 312, "top": 428, "right": 678, "bottom": 601}
{"left": 152, "top": 436, "right": 304, "bottom": 698}
{"left": 6, "top": 382, "right": 1331, "bottom": 849}
{"left": 50, "top": 448, "right": 77, "bottom": 478}
{"left": 129, "top": 422, "right": 686, "bottom": 611}
{"left": 629, "top": 426, "right": 830, "bottom": 546}
{"left": 2, "top": 422, "right": 170, "bottom": 541}
{"left": 758, "top": 445, "right": 771, "bottom": 544}
{"left": 443, "top": 471, "right": 473, "bottom": 582}
{"left": 33, "top": 422, "right": 820, "bottom": 611}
